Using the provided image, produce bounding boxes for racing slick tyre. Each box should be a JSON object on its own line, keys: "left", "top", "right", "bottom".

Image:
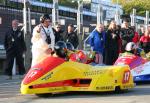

{"left": 115, "top": 86, "right": 128, "bottom": 94}
{"left": 115, "top": 86, "right": 121, "bottom": 93}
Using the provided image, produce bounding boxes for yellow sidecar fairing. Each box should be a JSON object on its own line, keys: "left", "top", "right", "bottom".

{"left": 21, "top": 57, "right": 134, "bottom": 94}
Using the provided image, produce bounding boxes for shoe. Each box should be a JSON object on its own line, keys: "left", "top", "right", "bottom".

{"left": 6, "top": 76, "right": 12, "bottom": 80}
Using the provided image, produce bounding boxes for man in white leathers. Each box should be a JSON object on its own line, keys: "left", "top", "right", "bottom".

{"left": 31, "top": 14, "right": 55, "bottom": 66}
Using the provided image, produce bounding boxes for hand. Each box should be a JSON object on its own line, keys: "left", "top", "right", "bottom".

{"left": 37, "top": 26, "right": 42, "bottom": 33}
{"left": 112, "top": 33, "right": 116, "bottom": 38}
{"left": 45, "top": 48, "right": 52, "bottom": 54}
{"left": 91, "top": 47, "right": 94, "bottom": 51}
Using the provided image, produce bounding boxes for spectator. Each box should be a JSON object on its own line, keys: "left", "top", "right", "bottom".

{"left": 105, "top": 21, "right": 120, "bottom": 65}
{"left": 131, "top": 26, "right": 140, "bottom": 45}
{"left": 139, "top": 26, "right": 145, "bottom": 37}
{"left": 31, "top": 14, "right": 55, "bottom": 66}
{"left": 4, "top": 19, "right": 26, "bottom": 79}
{"left": 53, "top": 24, "right": 64, "bottom": 43}
{"left": 89, "top": 24, "right": 106, "bottom": 64}
{"left": 120, "top": 19, "right": 134, "bottom": 52}
{"left": 116, "top": 25, "right": 122, "bottom": 53}
{"left": 139, "top": 30, "right": 150, "bottom": 53}
{"left": 64, "top": 24, "right": 79, "bottom": 49}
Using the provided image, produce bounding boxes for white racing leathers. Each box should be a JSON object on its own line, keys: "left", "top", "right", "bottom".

{"left": 31, "top": 24, "right": 55, "bottom": 66}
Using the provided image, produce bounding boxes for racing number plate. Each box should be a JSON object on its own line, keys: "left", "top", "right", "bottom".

{"left": 122, "top": 70, "right": 130, "bottom": 83}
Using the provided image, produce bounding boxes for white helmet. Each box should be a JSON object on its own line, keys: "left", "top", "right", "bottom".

{"left": 125, "top": 42, "right": 136, "bottom": 51}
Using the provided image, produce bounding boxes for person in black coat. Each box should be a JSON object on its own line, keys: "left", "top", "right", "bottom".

{"left": 64, "top": 24, "right": 79, "bottom": 49}
{"left": 120, "top": 20, "right": 134, "bottom": 52}
{"left": 4, "top": 19, "right": 26, "bottom": 79}
{"left": 105, "top": 21, "right": 121, "bottom": 65}
{"left": 52, "top": 24, "right": 64, "bottom": 43}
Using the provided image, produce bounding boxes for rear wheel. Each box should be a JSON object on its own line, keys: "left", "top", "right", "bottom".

{"left": 115, "top": 86, "right": 121, "bottom": 93}
{"left": 115, "top": 86, "right": 128, "bottom": 93}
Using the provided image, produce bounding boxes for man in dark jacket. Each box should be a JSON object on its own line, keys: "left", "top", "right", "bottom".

{"left": 121, "top": 20, "right": 134, "bottom": 52}
{"left": 4, "top": 19, "right": 26, "bottom": 79}
{"left": 52, "top": 24, "right": 64, "bottom": 43}
{"left": 64, "top": 24, "right": 79, "bottom": 49}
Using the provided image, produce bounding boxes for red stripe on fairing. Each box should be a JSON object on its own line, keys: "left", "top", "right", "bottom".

{"left": 23, "top": 57, "right": 65, "bottom": 85}
{"left": 30, "top": 79, "right": 91, "bottom": 89}
{"left": 115, "top": 55, "right": 147, "bottom": 69}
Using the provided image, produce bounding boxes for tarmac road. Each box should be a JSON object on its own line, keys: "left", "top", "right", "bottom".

{"left": 0, "top": 75, "right": 150, "bottom": 103}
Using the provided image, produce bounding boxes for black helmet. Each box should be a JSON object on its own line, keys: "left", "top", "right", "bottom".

{"left": 66, "top": 42, "right": 74, "bottom": 50}
{"left": 54, "top": 41, "right": 67, "bottom": 58}
{"left": 40, "top": 14, "right": 51, "bottom": 23}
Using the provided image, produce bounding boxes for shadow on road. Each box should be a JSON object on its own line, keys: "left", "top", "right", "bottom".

{"left": 28, "top": 84, "right": 150, "bottom": 99}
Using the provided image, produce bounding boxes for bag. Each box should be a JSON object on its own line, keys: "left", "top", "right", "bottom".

{"left": 46, "top": 36, "right": 51, "bottom": 44}
{"left": 41, "top": 25, "right": 51, "bottom": 44}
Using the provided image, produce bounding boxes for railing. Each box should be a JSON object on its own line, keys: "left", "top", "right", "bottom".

{"left": 0, "top": 45, "right": 6, "bottom": 59}
{"left": 83, "top": 33, "right": 91, "bottom": 51}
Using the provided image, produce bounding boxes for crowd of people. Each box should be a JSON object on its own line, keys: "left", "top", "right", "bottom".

{"left": 3, "top": 14, "right": 150, "bottom": 79}
{"left": 89, "top": 19, "right": 150, "bottom": 65}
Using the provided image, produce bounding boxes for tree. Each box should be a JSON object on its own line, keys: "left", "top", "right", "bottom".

{"left": 111, "top": 0, "right": 130, "bottom": 5}
{"left": 112, "top": 0, "right": 150, "bottom": 16}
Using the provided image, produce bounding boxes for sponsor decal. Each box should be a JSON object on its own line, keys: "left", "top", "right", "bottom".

{"left": 133, "top": 65, "right": 144, "bottom": 74}
{"left": 27, "top": 71, "right": 38, "bottom": 78}
{"left": 135, "top": 76, "right": 141, "bottom": 80}
{"left": 123, "top": 84, "right": 134, "bottom": 89}
{"left": 48, "top": 87, "right": 67, "bottom": 91}
{"left": 96, "top": 86, "right": 113, "bottom": 90}
{"left": 83, "top": 70, "right": 105, "bottom": 76}
{"left": 41, "top": 72, "right": 53, "bottom": 81}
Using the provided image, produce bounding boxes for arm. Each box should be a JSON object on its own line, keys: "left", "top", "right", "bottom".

{"left": 20, "top": 31, "right": 27, "bottom": 52}
{"left": 31, "top": 26, "right": 49, "bottom": 51}
{"left": 89, "top": 32, "right": 94, "bottom": 47}
{"left": 49, "top": 27, "right": 55, "bottom": 50}
{"left": 120, "top": 29, "right": 129, "bottom": 40}
{"left": 128, "top": 29, "right": 135, "bottom": 39}
{"left": 4, "top": 32, "right": 8, "bottom": 50}
{"left": 73, "top": 33, "right": 79, "bottom": 49}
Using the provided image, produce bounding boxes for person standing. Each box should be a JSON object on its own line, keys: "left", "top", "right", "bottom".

{"left": 105, "top": 21, "right": 120, "bottom": 65}
{"left": 4, "top": 19, "right": 26, "bottom": 79}
{"left": 31, "top": 14, "right": 55, "bottom": 66}
{"left": 120, "top": 20, "right": 134, "bottom": 52}
{"left": 139, "top": 26, "right": 145, "bottom": 37}
{"left": 64, "top": 24, "right": 79, "bottom": 49}
{"left": 139, "top": 30, "right": 150, "bottom": 53}
{"left": 131, "top": 26, "right": 140, "bottom": 45}
{"left": 52, "top": 24, "right": 64, "bottom": 43}
{"left": 89, "top": 24, "right": 106, "bottom": 64}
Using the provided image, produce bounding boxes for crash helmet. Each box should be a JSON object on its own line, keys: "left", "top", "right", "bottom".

{"left": 66, "top": 42, "right": 74, "bottom": 51}
{"left": 125, "top": 42, "right": 136, "bottom": 52}
{"left": 77, "top": 50, "right": 87, "bottom": 63}
{"left": 54, "top": 41, "right": 67, "bottom": 58}
{"left": 69, "top": 53, "right": 79, "bottom": 62}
